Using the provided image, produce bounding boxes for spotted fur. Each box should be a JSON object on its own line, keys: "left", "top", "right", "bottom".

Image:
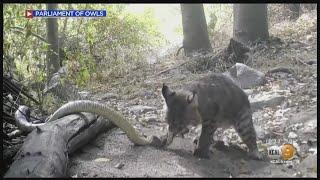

{"left": 162, "top": 73, "right": 262, "bottom": 159}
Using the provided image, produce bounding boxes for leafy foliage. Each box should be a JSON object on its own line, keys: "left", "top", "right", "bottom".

{"left": 54, "top": 4, "right": 166, "bottom": 86}
{"left": 3, "top": 4, "right": 165, "bottom": 106}
{"left": 4, "top": 4, "right": 49, "bottom": 109}
{"left": 204, "top": 4, "right": 233, "bottom": 47}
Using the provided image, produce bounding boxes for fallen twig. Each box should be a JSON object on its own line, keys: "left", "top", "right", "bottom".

{"left": 157, "top": 50, "right": 223, "bottom": 76}
{"left": 268, "top": 130, "right": 285, "bottom": 137}
{"left": 296, "top": 58, "right": 310, "bottom": 66}
{"left": 267, "top": 67, "right": 294, "bottom": 74}
{"left": 156, "top": 60, "right": 189, "bottom": 75}
{"left": 306, "top": 60, "right": 317, "bottom": 65}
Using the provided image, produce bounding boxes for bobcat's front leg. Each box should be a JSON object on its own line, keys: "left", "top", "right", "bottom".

{"left": 193, "top": 124, "right": 216, "bottom": 159}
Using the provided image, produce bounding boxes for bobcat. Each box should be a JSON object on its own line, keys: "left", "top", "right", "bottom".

{"left": 162, "top": 73, "right": 262, "bottom": 160}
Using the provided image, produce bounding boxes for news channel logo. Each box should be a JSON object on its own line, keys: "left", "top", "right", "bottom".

{"left": 25, "top": 10, "right": 107, "bottom": 19}
{"left": 267, "top": 143, "right": 297, "bottom": 163}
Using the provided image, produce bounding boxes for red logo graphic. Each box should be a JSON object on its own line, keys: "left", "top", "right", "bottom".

{"left": 25, "top": 10, "right": 33, "bottom": 18}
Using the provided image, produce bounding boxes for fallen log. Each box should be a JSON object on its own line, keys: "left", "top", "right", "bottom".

{"left": 4, "top": 111, "right": 114, "bottom": 177}
{"left": 68, "top": 116, "right": 115, "bottom": 154}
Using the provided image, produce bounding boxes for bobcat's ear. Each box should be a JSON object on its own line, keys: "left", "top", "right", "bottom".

{"left": 162, "top": 83, "right": 175, "bottom": 100}
{"left": 187, "top": 91, "right": 198, "bottom": 107}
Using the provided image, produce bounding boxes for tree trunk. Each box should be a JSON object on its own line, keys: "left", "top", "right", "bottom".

{"left": 233, "top": 4, "right": 269, "bottom": 45}
{"left": 181, "top": 4, "right": 212, "bottom": 57}
{"left": 46, "top": 4, "right": 60, "bottom": 84}
{"left": 4, "top": 112, "right": 114, "bottom": 177}
{"left": 287, "top": 4, "right": 300, "bottom": 20}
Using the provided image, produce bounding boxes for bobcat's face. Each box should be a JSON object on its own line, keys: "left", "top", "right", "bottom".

{"left": 162, "top": 84, "right": 201, "bottom": 145}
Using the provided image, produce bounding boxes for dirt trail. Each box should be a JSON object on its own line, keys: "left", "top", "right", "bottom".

{"left": 68, "top": 126, "right": 305, "bottom": 177}
{"left": 68, "top": 75, "right": 317, "bottom": 178}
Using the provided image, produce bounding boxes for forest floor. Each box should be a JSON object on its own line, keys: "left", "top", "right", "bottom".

{"left": 68, "top": 12, "right": 317, "bottom": 178}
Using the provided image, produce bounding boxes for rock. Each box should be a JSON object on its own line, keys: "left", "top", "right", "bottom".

{"left": 306, "top": 34, "right": 313, "bottom": 42}
{"left": 78, "top": 91, "right": 91, "bottom": 99}
{"left": 306, "top": 59, "right": 317, "bottom": 65}
{"left": 136, "top": 90, "right": 154, "bottom": 99}
{"left": 101, "top": 93, "right": 119, "bottom": 100}
{"left": 274, "top": 108, "right": 290, "bottom": 118}
{"left": 308, "top": 148, "right": 317, "bottom": 155}
{"left": 160, "top": 126, "right": 166, "bottom": 131}
{"left": 289, "top": 123, "right": 303, "bottom": 131}
{"left": 249, "top": 92, "right": 285, "bottom": 111}
{"left": 294, "top": 171, "right": 303, "bottom": 178}
{"left": 292, "top": 142, "right": 300, "bottom": 152}
{"left": 288, "top": 132, "right": 298, "bottom": 139}
{"left": 254, "top": 125, "right": 268, "bottom": 140}
{"left": 303, "top": 118, "right": 317, "bottom": 132}
{"left": 243, "top": 89, "right": 254, "bottom": 96}
{"left": 128, "top": 105, "right": 157, "bottom": 114}
{"left": 223, "top": 63, "right": 266, "bottom": 89}
{"left": 263, "top": 113, "right": 270, "bottom": 119}
{"left": 115, "top": 162, "right": 125, "bottom": 169}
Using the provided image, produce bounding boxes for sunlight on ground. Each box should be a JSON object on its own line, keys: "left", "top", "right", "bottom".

{"left": 127, "top": 4, "right": 183, "bottom": 46}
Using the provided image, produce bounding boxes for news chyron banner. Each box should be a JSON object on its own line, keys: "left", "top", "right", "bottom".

{"left": 25, "top": 9, "right": 107, "bottom": 18}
